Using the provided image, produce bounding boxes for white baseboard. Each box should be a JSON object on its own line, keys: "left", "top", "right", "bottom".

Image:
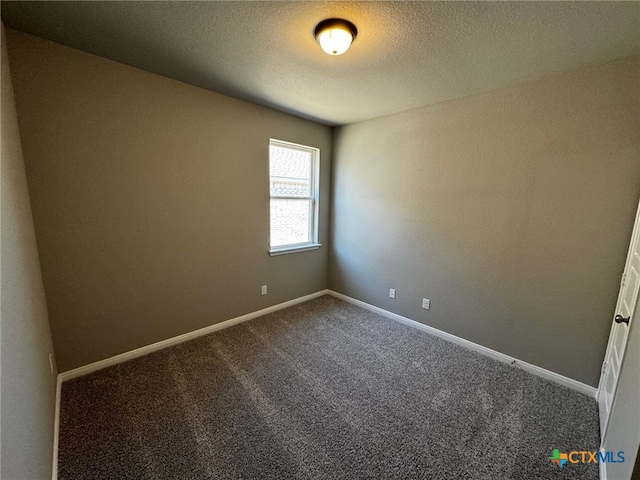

{"left": 51, "top": 375, "right": 61, "bottom": 480}
{"left": 328, "top": 290, "right": 598, "bottom": 398}
{"left": 51, "top": 290, "right": 329, "bottom": 480}
{"left": 51, "top": 287, "right": 596, "bottom": 479}
{"left": 58, "top": 289, "right": 329, "bottom": 383}
{"left": 52, "top": 289, "right": 330, "bottom": 479}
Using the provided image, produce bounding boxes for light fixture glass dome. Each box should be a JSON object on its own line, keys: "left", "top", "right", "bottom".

{"left": 314, "top": 19, "right": 357, "bottom": 56}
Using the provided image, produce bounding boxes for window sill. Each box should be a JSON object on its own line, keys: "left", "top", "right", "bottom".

{"left": 269, "top": 244, "right": 321, "bottom": 256}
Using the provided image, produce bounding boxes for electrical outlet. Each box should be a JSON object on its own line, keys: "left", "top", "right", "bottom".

{"left": 389, "top": 288, "right": 396, "bottom": 299}
{"left": 422, "top": 298, "right": 431, "bottom": 310}
{"left": 261, "top": 285, "right": 267, "bottom": 295}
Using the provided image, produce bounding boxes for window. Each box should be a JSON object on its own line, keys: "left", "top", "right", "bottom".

{"left": 269, "top": 139, "right": 320, "bottom": 255}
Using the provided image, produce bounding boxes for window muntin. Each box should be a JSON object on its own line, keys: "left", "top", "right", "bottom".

{"left": 269, "top": 139, "right": 319, "bottom": 254}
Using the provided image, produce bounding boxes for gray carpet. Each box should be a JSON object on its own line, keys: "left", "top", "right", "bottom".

{"left": 58, "top": 295, "right": 600, "bottom": 479}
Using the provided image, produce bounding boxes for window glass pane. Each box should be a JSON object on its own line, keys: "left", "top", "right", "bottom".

{"left": 269, "top": 145, "right": 312, "bottom": 180}
{"left": 270, "top": 198, "right": 310, "bottom": 247}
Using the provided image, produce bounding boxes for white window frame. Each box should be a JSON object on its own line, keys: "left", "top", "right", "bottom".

{"left": 268, "top": 139, "right": 320, "bottom": 255}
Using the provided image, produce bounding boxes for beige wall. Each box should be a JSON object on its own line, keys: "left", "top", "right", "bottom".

{"left": 6, "top": 30, "right": 332, "bottom": 372}
{"left": 330, "top": 55, "right": 640, "bottom": 387}
{"left": 1, "top": 24, "right": 57, "bottom": 478}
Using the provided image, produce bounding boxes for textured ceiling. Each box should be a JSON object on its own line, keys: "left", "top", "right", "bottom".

{"left": 2, "top": 1, "right": 639, "bottom": 126}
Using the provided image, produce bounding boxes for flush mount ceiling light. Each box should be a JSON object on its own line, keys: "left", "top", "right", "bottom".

{"left": 314, "top": 18, "right": 357, "bottom": 56}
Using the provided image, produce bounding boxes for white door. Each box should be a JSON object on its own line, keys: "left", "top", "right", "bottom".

{"left": 598, "top": 198, "right": 640, "bottom": 440}
{"left": 599, "top": 303, "right": 639, "bottom": 480}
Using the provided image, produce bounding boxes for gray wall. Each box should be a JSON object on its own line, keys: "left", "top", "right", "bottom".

{"left": 6, "top": 29, "right": 332, "bottom": 372}
{"left": 330, "top": 55, "right": 640, "bottom": 387}
{"left": 1, "top": 24, "right": 57, "bottom": 479}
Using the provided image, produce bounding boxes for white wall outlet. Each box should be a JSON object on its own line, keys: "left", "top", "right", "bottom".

{"left": 261, "top": 285, "right": 267, "bottom": 295}
{"left": 422, "top": 298, "right": 431, "bottom": 310}
{"left": 389, "top": 288, "right": 396, "bottom": 299}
